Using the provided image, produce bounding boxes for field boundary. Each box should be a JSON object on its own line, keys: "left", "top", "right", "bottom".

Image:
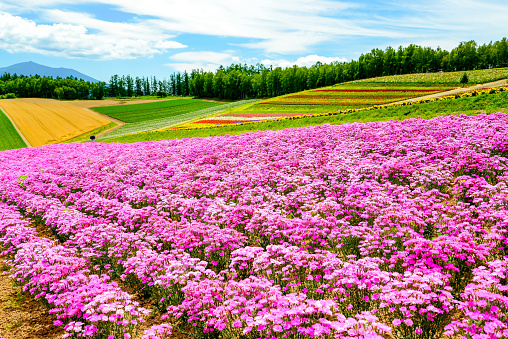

{"left": 0, "top": 105, "right": 32, "bottom": 147}
{"left": 81, "top": 107, "right": 125, "bottom": 138}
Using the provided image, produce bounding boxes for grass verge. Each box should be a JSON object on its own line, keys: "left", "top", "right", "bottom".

{"left": 0, "top": 109, "right": 27, "bottom": 151}
{"left": 64, "top": 122, "right": 118, "bottom": 143}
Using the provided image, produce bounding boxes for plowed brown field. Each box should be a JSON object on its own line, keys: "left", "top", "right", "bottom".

{"left": 0, "top": 101, "right": 111, "bottom": 147}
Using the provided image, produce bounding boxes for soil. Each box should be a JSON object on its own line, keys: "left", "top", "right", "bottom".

{"left": 0, "top": 222, "right": 189, "bottom": 339}
{"left": 0, "top": 259, "right": 64, "bottom": 339}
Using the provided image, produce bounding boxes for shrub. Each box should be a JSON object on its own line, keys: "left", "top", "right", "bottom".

{"left": 0, "top": 93, "right": 16, "bottom": 99}
{"left": 460, "top": 72, "right": 469, "bottom": 84}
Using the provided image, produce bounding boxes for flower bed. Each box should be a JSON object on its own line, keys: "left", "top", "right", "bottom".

{"left": 186, "top": 84, "right": 450, "bottom": 127}
{"left": 1, "top": 113, "right": 508, "bottom": 338}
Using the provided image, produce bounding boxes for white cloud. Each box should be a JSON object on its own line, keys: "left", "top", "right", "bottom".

{"left": 359, "top": 0, "right": 508, "bottom": 45}
{"left": 166, "top": 51, "right": 239, "bottom": 72}
{"left": 0, "top": 11, "right": 186, "bottom": 60}
{"left": 169, "top": 51, "right": 235, "bottom": 64}
{"left": 155, "top": 41, "right": 187, "bottom": 50}
{"left": 262, "top": 55, "right": 348, "bottom": 68}
{"left": 0, "top": 0, "right": 397, "bottom": 56}
{"left": 0, "top": 0, "right": 507, "bottom": 62}
{"left": 166, "top": 51, "right": 349, "bottom": 72}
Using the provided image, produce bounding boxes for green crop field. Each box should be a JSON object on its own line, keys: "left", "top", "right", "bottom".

{"left": 98, "top": 99, "right": 256, "bottom": 140}
{"left": 105, "top": 87, "right": 508, "bottom": 144}
{"left": 0, "top": 108, "right": 27, "bottom": 151}
{"left": 91, "top": 99, "right": 225, "bottom": 123}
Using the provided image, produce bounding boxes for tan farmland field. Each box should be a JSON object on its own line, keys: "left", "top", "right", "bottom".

{"left": 0, "top": 100, "right": 112, "bottom": 147}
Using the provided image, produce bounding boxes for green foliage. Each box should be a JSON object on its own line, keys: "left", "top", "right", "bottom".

{"left": 0, "top": 73, "right": 105, "bottom": 100}
{"left": 17, "top": 175, "right": 28, "bottom": 186}
{"left": 181, "top": 38, "right": 508, "bottom": 100}
{"left": 1, "top": 38, "right": 508, "bottom": 102}
{"left": 0, "top": 108, "right": 27, "bottom": 151}
{"left": 91, "top": 99, "right": 225, "bottom": 123}
{"left": 156, "top": 90, "right": 169, "bottom": 97}
{"left": 460, "top": 72, "right": 469, "bottom": 84}
{"left": 0, "top": 93, "right": 16, "bottom": 99}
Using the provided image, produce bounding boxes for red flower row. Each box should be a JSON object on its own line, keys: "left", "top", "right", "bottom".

{"left": 193, "top": 120, "right": 251, "bottom": 124}
{"left": 224, "top": 113, "right": 308, "bottom": 117}
{"left": 283, "top": 95, "right": 419, "bottom": 100}
{"left": 258, "top": 102, "right": 384, "bottom": 105}
{"left": 310, "top": 88, "right": 451, "bottom": 92}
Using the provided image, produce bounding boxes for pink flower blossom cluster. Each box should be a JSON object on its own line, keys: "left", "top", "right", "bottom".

{"left": 0, "top": 203, "right": 149, "bottom": 339}
{"left": 0, "top": 113, "right": 508, "bottom": 338}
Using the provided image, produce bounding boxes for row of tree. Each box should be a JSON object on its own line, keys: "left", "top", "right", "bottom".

{"left": 185, "top": 39, "right": 508, "bottom": 99}
{"left": 0, "top": 38, "right": 507, "bottom": 100}
{"left": 0, "top": 74, "right": 105, "bottom": 100}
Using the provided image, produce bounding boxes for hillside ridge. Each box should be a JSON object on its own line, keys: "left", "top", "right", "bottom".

{"left": 0, "top": 61, "right": 99, "bottom": 83}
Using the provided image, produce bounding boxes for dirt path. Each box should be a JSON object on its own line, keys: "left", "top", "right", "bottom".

{"left": 0, "top": 259, "right": 64, "bottom": 339}
{"left": 0, "top": 220, "right": 186, "bottom": 339}
{"left": 399, "top": 79, "right": 507, "bottom": 103}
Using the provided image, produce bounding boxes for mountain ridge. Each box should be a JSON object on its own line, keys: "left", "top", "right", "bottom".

{"left": 0, "top": 61, "right": 99, "bottom": 83}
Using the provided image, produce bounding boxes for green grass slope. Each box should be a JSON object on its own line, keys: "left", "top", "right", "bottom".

{"left": 105, "top": 87, "right": 508, "bottom": 143}
{"left": 355, "top": 67, "right": 508, "bottom": 84}
{"left": 0, "top": 109, "right": 27, "bottom": 151}
{"left": 185, "top": 83, "right": 452, "bottom": 127}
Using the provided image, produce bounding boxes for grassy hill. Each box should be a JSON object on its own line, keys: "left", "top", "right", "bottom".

{"left": 176, "top": 83, "right": 452, "bottom": 128}
{"left": 104, "top": 86, "right": 508, "bottom": 143}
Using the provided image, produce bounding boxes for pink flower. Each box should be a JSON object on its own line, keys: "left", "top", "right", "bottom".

{"left": 392, "top": 319, "right": 401, "bottom": 326}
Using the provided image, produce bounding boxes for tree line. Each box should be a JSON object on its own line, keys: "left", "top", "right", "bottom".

{"left": 0, "top": 74, "right": 106, "bottom": 100}
{"left": 0, "top": 38, "right": 507, "bottom": 100}
{"left": 185, "top": 39, "right": 508, "bottom": 99}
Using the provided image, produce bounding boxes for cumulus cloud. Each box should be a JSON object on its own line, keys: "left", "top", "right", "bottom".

{"left": 166, "top": 51, "right": 349, "bottom": 72}
{"left": 0, "top": 11, "right": 186, "bottom": 59}
{"left": 166, "top": 51, "right": 239, "bottom": 72}
{"left": 1, "top": 0, "right": 506, "bottom": 62}
{"left": 0, "top": 0, "right": 393, "bottom": 56}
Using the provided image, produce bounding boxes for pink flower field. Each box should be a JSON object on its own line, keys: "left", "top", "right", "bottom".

{"left": 1, "top": 113, "right": 508, "bottom": 339}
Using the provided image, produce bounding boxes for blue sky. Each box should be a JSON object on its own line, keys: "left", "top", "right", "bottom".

{"left": 0, "top": 0, "right": 507, "bottom": 81}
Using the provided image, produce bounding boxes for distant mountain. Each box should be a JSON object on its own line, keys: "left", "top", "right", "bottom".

{"left": 0, "top": 61, "right": 99, "bottom": 82}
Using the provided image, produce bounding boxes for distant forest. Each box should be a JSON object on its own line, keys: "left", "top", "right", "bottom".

{"left": 1, "top": 38, "right": 507, "bottom": 100}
